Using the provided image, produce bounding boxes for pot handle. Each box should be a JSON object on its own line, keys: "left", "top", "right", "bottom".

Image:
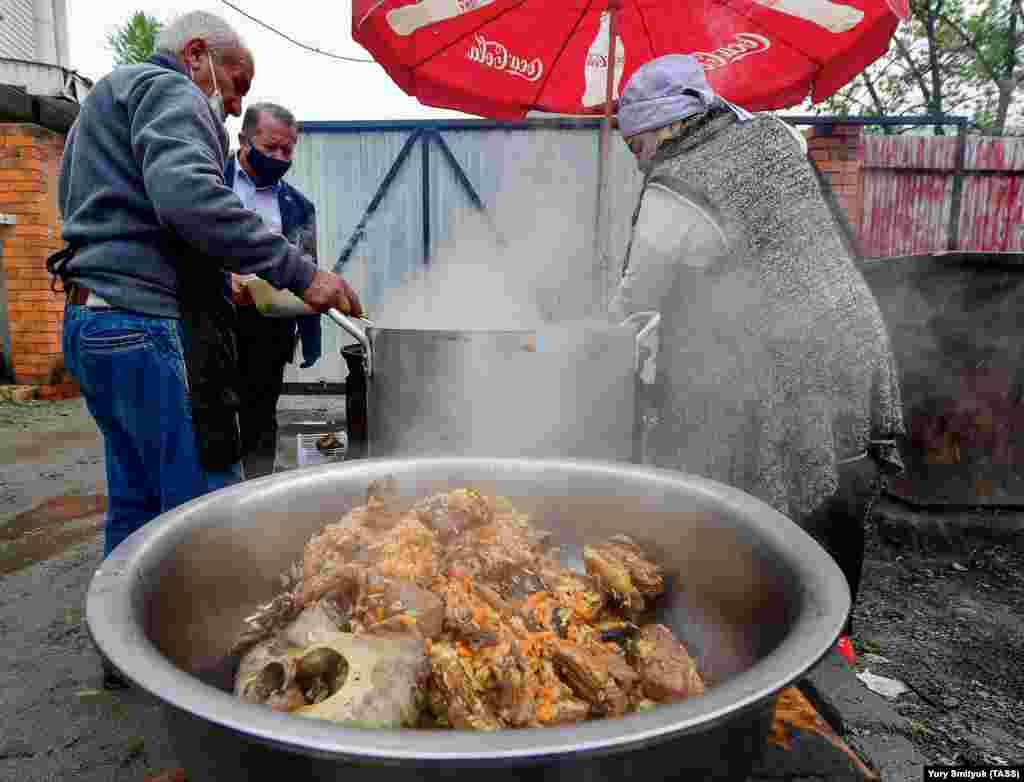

{"left": 327, "top": 309, "right": 375, "bottom": 378}
{"left": 619, "top": 311, "right": 660, "bottom": 383}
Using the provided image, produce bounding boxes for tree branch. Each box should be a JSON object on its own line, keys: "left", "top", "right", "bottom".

{"left": 924, "top": 0, "right": 947, "bottom": 130}
{"left": 894, "top": 33, "right": 933, "bottom": 105}
{"left": 1008, "top": 0, "right": 1022, "bottom": 77}
{"left": 862, "top": 71, "right": 894, "bottom": 133}
{"left": 935, "top": 11, "right": 999, "bottom": 81}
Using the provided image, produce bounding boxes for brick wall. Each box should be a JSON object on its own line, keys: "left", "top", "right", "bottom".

{"left": 804, "top": 124, "right": 865, "bottom": 235}
{"left": 0, "top": 122, "right": 77, "bottom": 399}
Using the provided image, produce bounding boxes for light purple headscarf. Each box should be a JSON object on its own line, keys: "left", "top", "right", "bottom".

{"left": 617, "top": 54, "right": 752, "bottom": 138}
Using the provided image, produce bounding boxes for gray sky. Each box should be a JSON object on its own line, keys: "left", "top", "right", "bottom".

{"left": 67, "top": 0, "right": 474, "bottom": 138}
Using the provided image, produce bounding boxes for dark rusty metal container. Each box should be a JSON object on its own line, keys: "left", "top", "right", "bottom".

{"left": 862, "top": 252, "right": 1024, "bottom": 506}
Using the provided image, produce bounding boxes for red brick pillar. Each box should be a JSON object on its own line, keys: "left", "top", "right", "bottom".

{"left": 0, "top": 123, "right": 78, "bottom": 399}
{"left": 805, "top": 124, "right": 865, "bottom": 235}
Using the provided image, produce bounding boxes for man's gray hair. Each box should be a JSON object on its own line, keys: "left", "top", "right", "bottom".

{"left": 155, "top": 11, "right": 250, "bottom": 62}
{"left": 242, "top": 102, "right": 298, "bottom": 136}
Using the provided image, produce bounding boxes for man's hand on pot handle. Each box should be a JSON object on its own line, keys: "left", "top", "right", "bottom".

{"left": 302, "top": 270, "right": 364, "bottom": 317}
{"left": 230, "top": 273, "right": 254, "bottom": 306}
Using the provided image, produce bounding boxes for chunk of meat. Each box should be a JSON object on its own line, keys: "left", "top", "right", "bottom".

{"left": 427, "top": 641, "right": 502, "bottom": 730}
{"left": 487, "top": 650, "right": 537, "bottom": 727}
{"left": 583, "top": 536, "right": 663, "bottom": 611}
{"left": 414, "top": 488, "right": 492, "bottom": 541}
{"left": 630, "top": 624, "right": 705, "bottom": 702}
{"left": 574, "top": 635, "right": 642, "bottom": 692}
{"left": 437, "top": 576, "right": 504, "bottom": 639}
{"left": 530, "top": 658, "right": 591, "bottom": 725}
{"left": 386, "top": 579, "right": 445, "bottom": 638}
{"left": 607, "top": 535, "right": 664, "bottom": 596}
{"left": 545, "top": 696, "right": 592, "bottom": 725}
{"left": 553, "top": 641, "right": 631, "bottom": 717}
{"left": 536, "top": 558, "right": 607, "bottom": 624}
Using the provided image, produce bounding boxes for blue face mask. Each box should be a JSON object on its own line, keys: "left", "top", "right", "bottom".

{"left": 244, "top": 140, "right": 291, "bottom": 188}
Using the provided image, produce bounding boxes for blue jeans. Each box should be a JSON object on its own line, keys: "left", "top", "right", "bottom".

{"left": 62, "top": 304, "right": 242, "bottom": 557}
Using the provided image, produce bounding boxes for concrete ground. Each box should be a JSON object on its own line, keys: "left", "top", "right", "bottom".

{"left": 0, "top": 396, "right": 1012, "bottom": 781}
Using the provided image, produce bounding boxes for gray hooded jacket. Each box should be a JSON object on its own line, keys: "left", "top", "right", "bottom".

{"left": 57, "top": 55, "right": 317, "bottom": 318}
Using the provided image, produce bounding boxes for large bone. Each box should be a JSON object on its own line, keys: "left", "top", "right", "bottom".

{"left": 235, "top": 636, "right": 301, "bottom": 706}
{"left": 235, "top": 631, "right": 429, "bottom": 728}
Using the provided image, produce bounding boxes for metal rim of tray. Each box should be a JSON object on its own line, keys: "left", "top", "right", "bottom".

{"left": 86, "top": 457, "right": 849, "bottom": 766}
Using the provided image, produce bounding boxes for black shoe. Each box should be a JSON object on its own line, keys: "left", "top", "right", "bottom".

{"left": 102, "top": 660, "right": 130, "bottom": 690}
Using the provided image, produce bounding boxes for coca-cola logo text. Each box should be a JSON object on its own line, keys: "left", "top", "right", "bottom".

{"left": 694, "top": 33, "right": 771, "bottom": 70}
{"left": 467, "top": 35, "right": 544, "bottom": 82}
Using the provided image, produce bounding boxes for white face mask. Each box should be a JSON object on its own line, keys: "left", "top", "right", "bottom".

{"left": 205, "top": 51, "right": 226, "bottom": 123}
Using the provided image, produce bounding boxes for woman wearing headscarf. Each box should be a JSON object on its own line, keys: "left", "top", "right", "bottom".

{"left": 611, "top": 54, "right": 905, "bottom": 642}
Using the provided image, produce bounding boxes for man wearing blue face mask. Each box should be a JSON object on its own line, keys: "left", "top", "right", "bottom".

{"left": 227, "top": 103, "right": 322, "bottom": 478}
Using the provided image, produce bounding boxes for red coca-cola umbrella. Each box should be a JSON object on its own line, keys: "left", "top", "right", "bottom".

{"left": 353, "top": 0, "right": 909, "bottom": 118}
{"left": 352, "top": 0, "right": 909, "bottom": 299}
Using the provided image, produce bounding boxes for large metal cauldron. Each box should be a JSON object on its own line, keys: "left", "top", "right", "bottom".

{"left": 86, "top": 458, "right": 849, "bottom": 782}
{"left": 332, "top": 314, "right": 639, "bottom": 462}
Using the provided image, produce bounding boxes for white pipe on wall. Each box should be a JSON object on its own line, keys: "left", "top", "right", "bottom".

{"left": 32, "top": 0, "right": 57, "bottom": 65}
{"left": 52, "top": 0, "right": 69, "bottom": 68}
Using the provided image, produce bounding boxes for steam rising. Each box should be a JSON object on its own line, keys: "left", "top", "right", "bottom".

{"left": 373, "top": 177, "right": 606, "bottom": 330}
{"left": 367, "top": 193, "right": 638, "bottom": 460}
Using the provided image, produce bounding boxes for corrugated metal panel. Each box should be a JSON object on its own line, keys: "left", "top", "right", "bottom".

{"left": 861, "top": 169, "right": 951, "bottom": 257}
{"left": 284, "top": 130, "right": 422, "bottom": 384}
{"left": 861, "top": 134, "right": 1024, "bottom": 256}
{"left": 0, "top": 0, "right": 35, "bottom": 60}
{"left": 960, "top": 137, "right": 1024, "bottom": 252}
{"left": 959, "top": 173, "right": 1024, "bottom": 251}
{"left": 863, "top": 135, "right": 959, "bottom": 171}
{"left": 284, "top": 124, "right": 642, "bottom": 385}
{"left": 966, "top": 136, "right": 1024, "bottom": 171}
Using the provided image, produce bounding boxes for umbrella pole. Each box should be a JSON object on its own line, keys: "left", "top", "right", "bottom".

{"left": 593, "top": 0, "right": 620, "bottom": 316}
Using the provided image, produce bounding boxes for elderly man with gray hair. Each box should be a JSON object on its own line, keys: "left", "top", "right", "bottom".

{"left": 50, "top": 11, "right": 362, "bottom": 687}
{"left": 611, "top": 54, "right": 905, "bottom": 652}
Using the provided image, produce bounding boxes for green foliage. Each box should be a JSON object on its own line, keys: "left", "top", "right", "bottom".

{"left": 808, "top": 0, "right": 1024, "bottom": 135}
{"left": 106, "top": 11, "right": 163, "bottom": 67}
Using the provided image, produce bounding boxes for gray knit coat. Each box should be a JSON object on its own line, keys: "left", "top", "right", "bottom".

{"left": 624, "top": 112, "right": 904, "bottom": 522}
